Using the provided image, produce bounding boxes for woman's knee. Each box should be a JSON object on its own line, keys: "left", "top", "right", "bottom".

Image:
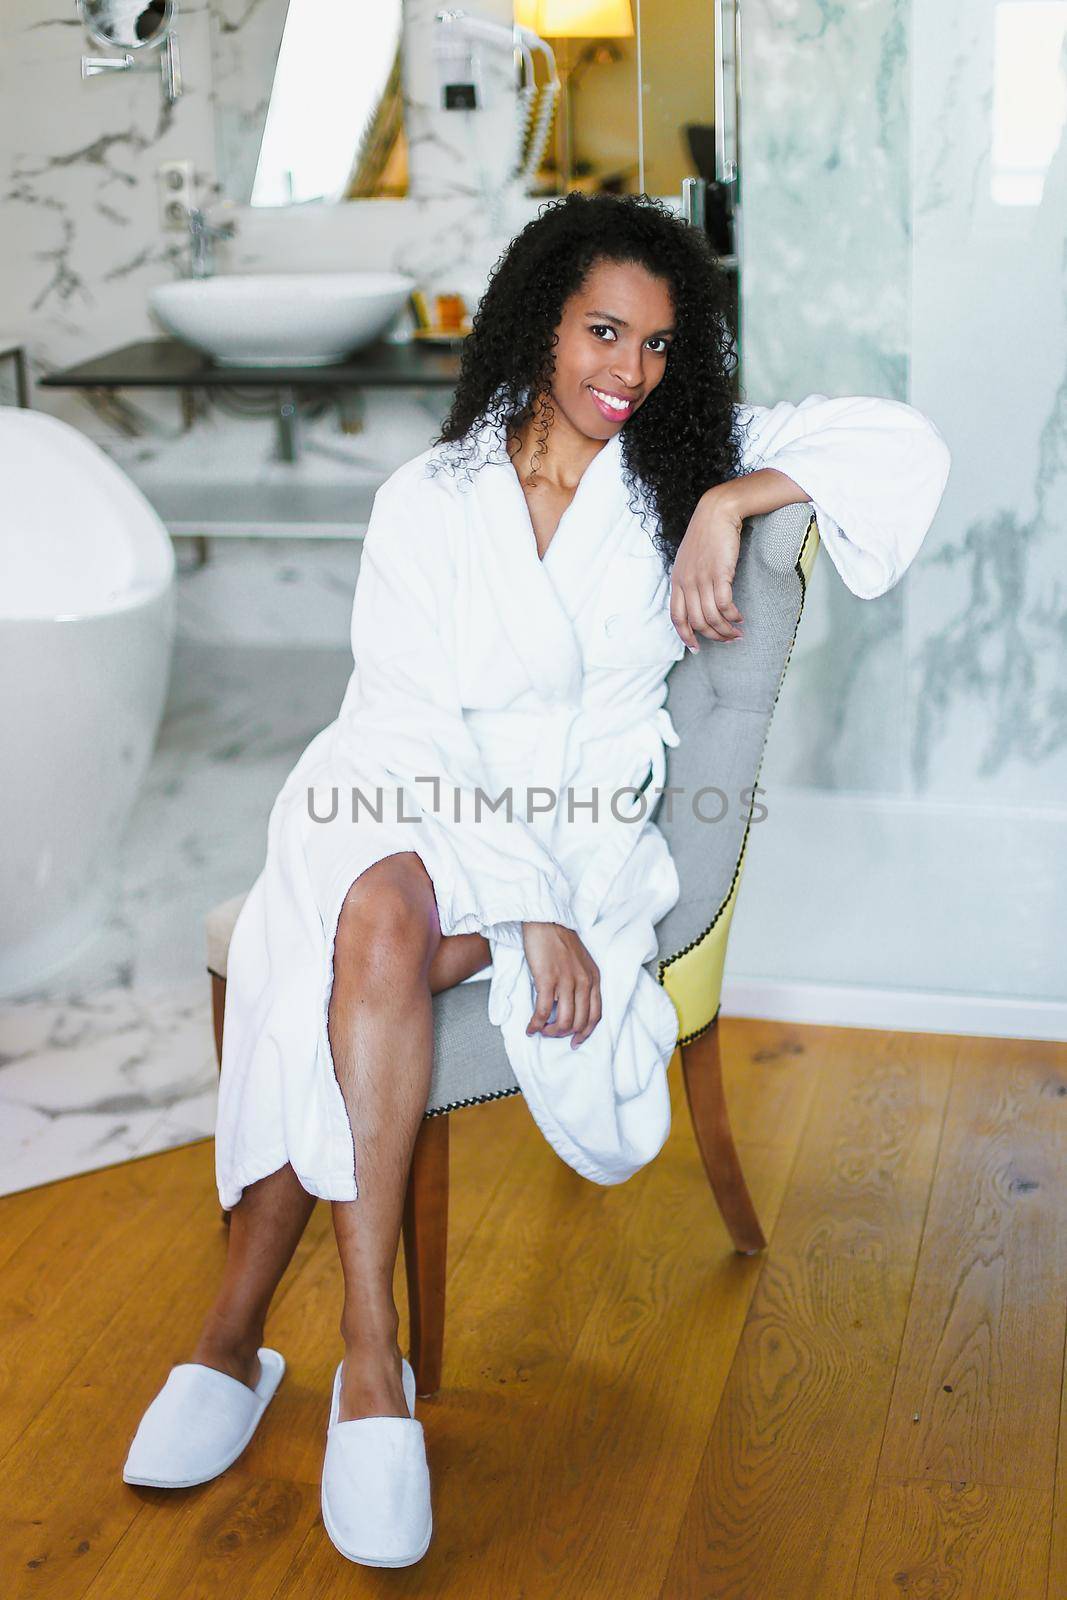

{"left": 333, "top": 853, "right": 440, "bottom": 988}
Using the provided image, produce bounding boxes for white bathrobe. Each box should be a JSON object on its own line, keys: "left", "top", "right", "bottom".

{"left": 213, "top": 393, "right": 951, "bottom": 1209}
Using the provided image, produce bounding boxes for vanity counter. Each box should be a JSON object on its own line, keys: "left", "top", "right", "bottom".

{"left": 39, "top": 335, "right": 462, "bottom": 391}
{"left": 40, "top": 335, "right": 464, "bottom": 475}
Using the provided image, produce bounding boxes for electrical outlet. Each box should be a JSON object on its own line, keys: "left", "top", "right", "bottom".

{"left": 157, "top": 160, "right": 196, "bottom": 231}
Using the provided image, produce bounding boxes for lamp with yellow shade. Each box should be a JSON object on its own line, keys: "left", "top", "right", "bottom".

{"left": 515, "top": 0, "right": 635, "bottom": 191}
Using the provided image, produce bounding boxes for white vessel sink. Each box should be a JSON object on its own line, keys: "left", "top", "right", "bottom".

{"left": 148, "top": 271, "right": 416, "bottom": 366}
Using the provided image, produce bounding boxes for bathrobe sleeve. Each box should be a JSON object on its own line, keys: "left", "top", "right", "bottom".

{"left": 733, "top": 394, "right": 952, "bottom": 599}
{"left": 328, "top": 474, "right": 578, "bottom": 951}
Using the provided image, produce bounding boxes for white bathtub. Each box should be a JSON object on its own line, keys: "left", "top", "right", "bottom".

{"left": 0, "top": 410, "right": 176, "bottom": 996}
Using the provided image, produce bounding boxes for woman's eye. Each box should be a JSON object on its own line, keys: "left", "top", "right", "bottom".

{"left": 590, "top": 324, "right": 669, "bottom": 354}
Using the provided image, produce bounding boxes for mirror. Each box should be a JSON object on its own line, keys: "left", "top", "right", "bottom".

{"left": 213, "top": 0, "right": 407, "bottom": 206}
{"left": 635, "top": 0, "right": 739, "bottom": 342}
{"left": 210, "top": 1, "right": 648, "bottom": 208}
{"left": 635, "top": 0, "right": 735, "bottom": 252}
{"left": 78, "top": 0, "right": 175, "bottom": 50}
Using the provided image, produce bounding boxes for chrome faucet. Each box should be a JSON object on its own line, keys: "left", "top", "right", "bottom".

{"left": 186, "top": 207, "right": 236, "bottom": 279}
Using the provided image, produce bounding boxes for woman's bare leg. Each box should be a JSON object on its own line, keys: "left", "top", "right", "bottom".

{"left": 189, "top": 1160, "right": 317, "bottom": 1391}
{"left": 328, "top": 852, "right": 489, "bottom": 1422}
{"left": 184, "top": 868, "right": 488, "bottom": 1399}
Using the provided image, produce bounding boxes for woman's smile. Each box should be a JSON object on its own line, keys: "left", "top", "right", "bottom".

{"left": 587, "top": 383, "right": 637, "bottom": 422}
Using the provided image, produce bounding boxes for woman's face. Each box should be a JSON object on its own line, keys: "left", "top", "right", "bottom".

{"left": 545, "top": 258, "right": 676, "bottom": 441}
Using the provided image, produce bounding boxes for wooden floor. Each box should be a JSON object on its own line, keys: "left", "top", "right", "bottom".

{"left": 4, "top": 1017, "right": 1067, "bottom": 1599}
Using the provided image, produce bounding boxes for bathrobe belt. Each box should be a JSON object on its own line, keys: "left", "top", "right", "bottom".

{"left": 463, "top": 700, "right": 680, "bottom": 801}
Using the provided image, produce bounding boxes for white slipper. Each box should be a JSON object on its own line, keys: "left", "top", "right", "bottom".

{"left": 320, "top": 1356, "right": 433, "bottom": 1567}
{"left": 122, "top": 1347, "right": 286, "bottom": 1488}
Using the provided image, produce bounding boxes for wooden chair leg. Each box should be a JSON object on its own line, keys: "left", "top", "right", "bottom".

{"left": 401, "top": 1113, "right": 450, "bottom": 1398}
{"left": 680, "top": 1019, "right": 766, "bottom": 1256}
{"left": 210, "top": 970, "right": 232, "bottom": 1228}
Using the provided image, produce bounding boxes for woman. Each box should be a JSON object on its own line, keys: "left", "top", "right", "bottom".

{"left": 122, "top": 194, "right": 951, "bottom": 1565}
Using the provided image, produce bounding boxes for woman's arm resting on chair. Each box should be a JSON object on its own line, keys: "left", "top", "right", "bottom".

{"left": 670, "top": 394, "right": 953, "bottom": 645}
{"left": 669, "top": 468, "right": 808, "bottom": 650}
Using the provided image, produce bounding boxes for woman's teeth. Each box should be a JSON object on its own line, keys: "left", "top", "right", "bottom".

{"left": 589, "top": 386, "right": 634, "bottom": 418}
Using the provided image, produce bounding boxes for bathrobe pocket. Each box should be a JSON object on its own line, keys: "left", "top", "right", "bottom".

{"left": 587, "top": 550, "right": 684, "bottom": 667}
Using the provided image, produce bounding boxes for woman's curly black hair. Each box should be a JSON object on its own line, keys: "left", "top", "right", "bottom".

{"left": 425, "top": 191, "right": 743, "bottom": 567}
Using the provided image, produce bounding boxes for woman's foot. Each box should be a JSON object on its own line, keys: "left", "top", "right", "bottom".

{"left": 187, "top": 1334, "right": 263, "bottom": 1394}
{"left": 123, "top": 1347, "right": 287, "bottom": 1489}
{"left": 321, "top": 1354, "right": 430, "bottom": 1566}
{"left": 338, "top": 1340, "right": 410, "bottom": 1421}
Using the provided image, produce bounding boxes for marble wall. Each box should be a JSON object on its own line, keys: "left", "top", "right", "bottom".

{"left": 910, "top": 0, "right": 1067, "bottom": 809}
{"left": 737, "top": 0, "right": 912, "bottom": 798}
{"left": 739, "top": 0, "right": 911, "bottom": 405}
{"left": 728, "top": 0, "right": 1067, "bottom": 1018}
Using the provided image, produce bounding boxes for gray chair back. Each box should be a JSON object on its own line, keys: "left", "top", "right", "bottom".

{"left": 651, "top": 502, "right": 818, "bottom": 1031}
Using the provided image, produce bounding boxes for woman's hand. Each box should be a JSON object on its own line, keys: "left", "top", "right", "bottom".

{"left": 522, "top": 922, "right": 602, "bottom": 1050}
{"left": 671, "top": 468, "right": 811, "bottom": 650}
{"left": 670, "top": 484, "right": 746, "bottom": 650}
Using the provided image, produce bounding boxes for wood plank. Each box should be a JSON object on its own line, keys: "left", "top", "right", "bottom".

{"left": 875, "top": 1038, "right": 1067, "bottom": 1489}
{"left": 712, "top": 1017, "right": 838, "bottom": 1151}
{"left": 665, "top": 1255, "right": 915, "bottom": 1600}
{"left": 4, "top": 1146, "right": 231, "bottom": 1599}
{"left": 1050, "top": 1272, "right": 1067, "bottom": 1599}
{"left": 853, "top": 1480, "right": 1052, "bottom": 1597}
{"left": 852, "top": 1037, "right": 1067, "bottom": 1595}
{"left": 769, "top": 1028, "right": 955, "bottom": 1264}
{"left": 0, "top": 1181, "right": 70, "bottom": 1274}
{"left": 657, "top": 1029, "right": 955, "bottom": 1599}
{"left": 0, "top": 1147, "right": 233, "bottom": 1462}
{"left": 490, "top": 1140, "right": 791, "bottom": 1600}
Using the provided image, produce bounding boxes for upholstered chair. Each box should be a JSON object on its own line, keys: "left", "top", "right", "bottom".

{"left": 204, "top": 502, "right": 820, "bottom": 1398}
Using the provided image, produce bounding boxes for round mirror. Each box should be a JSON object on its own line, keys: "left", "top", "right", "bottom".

{"left": 78, "top": 0, "right": 175, "bottom": 51}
